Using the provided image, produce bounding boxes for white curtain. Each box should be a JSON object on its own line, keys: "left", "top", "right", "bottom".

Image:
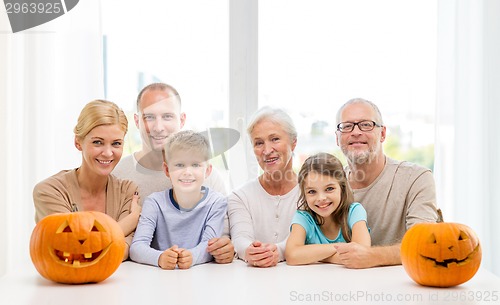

{"left": 435, "top": 0, "right": 500, "bottom": 276}
{"left": 0, "top": 1, "right": 103, "bottom": 275}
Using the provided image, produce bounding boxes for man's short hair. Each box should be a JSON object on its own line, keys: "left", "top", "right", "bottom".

{"left": 136, "top": 83, "right": 181, "bottom": 111}
{"left": 336, "top": 98, "right": 384, "bottom": 125}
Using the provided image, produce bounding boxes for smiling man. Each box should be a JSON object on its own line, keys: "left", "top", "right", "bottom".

{"left": 333, "top": 98, "right": 438, "bottom": 269}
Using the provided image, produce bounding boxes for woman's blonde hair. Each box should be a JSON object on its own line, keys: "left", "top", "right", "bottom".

{"left": 73, "top": 99, "right": 128, "bottom": 139}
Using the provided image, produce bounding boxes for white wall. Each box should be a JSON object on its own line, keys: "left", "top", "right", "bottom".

{"left": 0, "top": 1, "right": 103, "bottom": 275}
{"left": 435, "top": 0, "right": 500, "bottom": 276}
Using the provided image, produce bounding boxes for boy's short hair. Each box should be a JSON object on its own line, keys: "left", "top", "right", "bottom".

{"left": 162, "top": 130, "right": 211, "bottom": 163}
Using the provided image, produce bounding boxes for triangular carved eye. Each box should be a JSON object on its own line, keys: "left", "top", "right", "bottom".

{"left": 428, "top": 233, "right": 437, "bottom": 243}
{"left": 56, "top": 220, "right": 72, "bottom": 233}
{"left": 91, "top": 220, "right": 106, "bottom": 233}
{"left": 459, "top": 231, "right": 469, "bottom": 241}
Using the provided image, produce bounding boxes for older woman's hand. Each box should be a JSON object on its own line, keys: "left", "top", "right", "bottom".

{"left": 245, "top": 241, "right": 279, "bottom": 268}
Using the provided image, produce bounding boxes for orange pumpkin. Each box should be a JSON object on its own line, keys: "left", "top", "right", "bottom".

{"left": 30, "top": 211, "right": 125, "bottom": 284}
{"left": 401, "top": 215, "right": 481, "bottom": 287}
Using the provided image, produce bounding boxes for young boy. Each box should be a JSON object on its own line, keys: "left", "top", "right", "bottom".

{"left": 130, "top": 130, "right": 227, "bottom": 269}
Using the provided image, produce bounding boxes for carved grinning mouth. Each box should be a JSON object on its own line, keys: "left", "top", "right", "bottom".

{"left": 420, "top": 246, "right": 480, "bottom": 268}
{"left": 49, "top": 244, "right": 112, "bottom": 268}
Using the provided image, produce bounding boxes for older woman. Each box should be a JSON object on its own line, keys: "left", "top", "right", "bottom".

{"left": 33, "top": 100, "right": 141, "bottom": 260}
{"left": 228, "top": 106, "right": 299, "bottom": 267}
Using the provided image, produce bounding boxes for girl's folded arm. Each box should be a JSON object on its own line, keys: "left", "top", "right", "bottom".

{"left": 351, "top": 221, "right": 371, "bottom": 247}
{"left": 285, "top": 224, "right": 337, "bottom": 265}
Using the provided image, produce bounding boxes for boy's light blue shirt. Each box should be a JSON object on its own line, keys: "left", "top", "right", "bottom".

{"left": 291, "top": 202, "right": 368, "bottom": 244}
{"left": 130, "top": 186, "right": 227, "bottom": 267}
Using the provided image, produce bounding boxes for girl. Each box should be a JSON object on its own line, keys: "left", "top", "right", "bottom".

{"left": 285, "top": 152, "right": 370, "bottom": 265}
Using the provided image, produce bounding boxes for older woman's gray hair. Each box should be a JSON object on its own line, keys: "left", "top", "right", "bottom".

{"left": 247, "top": 106, "right": 297, "bottom": 144}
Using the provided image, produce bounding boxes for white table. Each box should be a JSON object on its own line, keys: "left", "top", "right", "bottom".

{"left": 1, "top": 259, "right": 499, "bottom": 305}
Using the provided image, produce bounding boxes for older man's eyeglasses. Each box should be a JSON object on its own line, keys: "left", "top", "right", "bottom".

{"left": 336, "top": 120, "right": 382, "bottom": 133}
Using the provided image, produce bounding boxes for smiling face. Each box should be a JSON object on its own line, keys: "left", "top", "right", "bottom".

{"left": 303, "top": 171, "right": 342, "bottom": 219}
{"left": 251, "top": 119, "right": 297, "bottom": 176}
{"left": 164, "top": 149, "right": 211, "bottom": 194}
{"left": 135, "top": 88, "right": 186, "bottom": 152}
{"left": 335, "top": 102, "right": 386, "bottom": 165}
{"left": 75, "top": 124, "right": 125, "bottom": 177}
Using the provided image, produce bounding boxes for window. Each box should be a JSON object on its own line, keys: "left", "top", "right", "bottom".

{"left": 101, "top": 0, "right": 229, "bottom": 154}
{"left": 259, "top": 0, "right": 437, "bottom": 170}
{"left": 101, "top": 0, "right": 436, "bottom": 184}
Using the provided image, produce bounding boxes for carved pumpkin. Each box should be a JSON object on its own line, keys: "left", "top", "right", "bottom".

{"left": 30, "top": 211, "right": 126, "bottom": 284}
{"left": 401, "top": 214, "right": 481, "bottom": 287}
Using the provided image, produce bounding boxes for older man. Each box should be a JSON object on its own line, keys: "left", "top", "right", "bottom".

{"left": 333, "top": 98, "right": 438, "bottom": 268}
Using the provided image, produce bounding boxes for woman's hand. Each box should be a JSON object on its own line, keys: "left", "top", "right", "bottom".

{"left": 130, "top": 191, "right": 141, "bottom": 216}
{"left": 245, "top": 241, "right": 279, "bottom": 268}
{"left": 118, "top": 191, "right": 142, "bottom": 237}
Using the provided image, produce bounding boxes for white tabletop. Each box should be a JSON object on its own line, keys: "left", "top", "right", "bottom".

{"left": 1, "top": 259, "right": 499, "bottom": 305}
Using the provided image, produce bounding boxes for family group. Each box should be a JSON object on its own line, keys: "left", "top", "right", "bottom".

{"left": 33, "top": 83, "right": 439, "bottom": 270}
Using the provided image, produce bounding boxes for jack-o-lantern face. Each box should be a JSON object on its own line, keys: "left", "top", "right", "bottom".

{"left": 401, "top": 222, "right": 482, "bottom": 287}
{"left": 30, "top": 211, "right": 125, "bottom": 284}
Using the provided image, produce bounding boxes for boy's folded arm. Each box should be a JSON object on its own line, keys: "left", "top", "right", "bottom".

{"left": 129, "top": 200, "right": 163, "bottom": 267}
{"left": 189, "top": 241, "right": 212, "bottom": 266}
{"left": 190, "top": 198, "right": 228, "bottom": 265}
{"left": 130, "top": 239, "right": 164, "bottom": 266}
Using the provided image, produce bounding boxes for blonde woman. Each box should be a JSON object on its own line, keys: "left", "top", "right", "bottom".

{"left": 33, "top": 100, "right": 141, "bottom": 260}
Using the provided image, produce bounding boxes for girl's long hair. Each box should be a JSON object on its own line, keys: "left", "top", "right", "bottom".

{"left": 297, "top": 153, "right": 355, "bottom": 242}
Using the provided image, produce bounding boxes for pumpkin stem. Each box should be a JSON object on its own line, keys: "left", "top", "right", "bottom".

{"left": 437, "top": 208, "right": 444, "bottom": 223}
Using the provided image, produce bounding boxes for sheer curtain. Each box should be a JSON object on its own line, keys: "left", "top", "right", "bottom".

{"left": 0, "top": 1, "right": 103, "bottom": 275}
{"left": 435, "top": 0, "right": 500, "bottom": 276}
